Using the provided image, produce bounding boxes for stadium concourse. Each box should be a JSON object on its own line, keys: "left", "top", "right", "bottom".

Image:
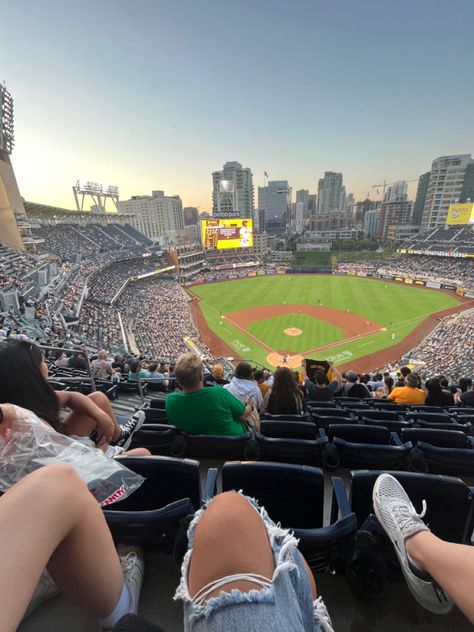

{"left": 0, "top": 220, "right": 474, "bottom": 632}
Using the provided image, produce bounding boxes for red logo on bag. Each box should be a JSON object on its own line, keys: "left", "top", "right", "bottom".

{"left": 100, "top": 484, "right": 126, "bottom": 506}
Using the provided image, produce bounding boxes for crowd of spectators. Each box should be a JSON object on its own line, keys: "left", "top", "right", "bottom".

{"left": 403, "top": 311, "right": 474, "bottom": 380}
{"left": 75, "top": 300, "right": 125, "bottom": 353}
{"left": 377, "top": 255, "right": 474, "bottom": 292}
{"left": 116, "top": 278, "right": 198, "bottom": 360}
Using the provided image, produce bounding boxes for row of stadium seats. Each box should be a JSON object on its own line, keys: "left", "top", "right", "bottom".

{"left": 103, "top": 457, "right": 474, "bottom": 581}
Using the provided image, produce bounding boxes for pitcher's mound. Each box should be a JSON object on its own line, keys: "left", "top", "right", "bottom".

{"left": 266, "top": 352, "right": 304, "bottom": 369}
{"left": 284, "top": 327, "right": 303, "bottom": 336}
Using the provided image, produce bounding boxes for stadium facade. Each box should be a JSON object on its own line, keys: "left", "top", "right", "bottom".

{"left": 0, "top": 84, "right": 24, "bottom": 250}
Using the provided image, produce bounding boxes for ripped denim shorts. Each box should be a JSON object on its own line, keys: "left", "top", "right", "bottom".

{"left": 174, "top": 495, "right": 333, "bottom": 632}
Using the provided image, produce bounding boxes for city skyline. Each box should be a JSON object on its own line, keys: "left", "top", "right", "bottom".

{"left": 2, "top": 0, "right": 474, "bottom": 212}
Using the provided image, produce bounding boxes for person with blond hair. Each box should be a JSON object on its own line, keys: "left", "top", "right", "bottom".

{"left": 166, "top": 353, "right": 254, "bottom": 435}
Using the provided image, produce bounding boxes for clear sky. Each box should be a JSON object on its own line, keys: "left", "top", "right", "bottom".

{"left": 2, "top": 0, "right": 473, "bottom": 212}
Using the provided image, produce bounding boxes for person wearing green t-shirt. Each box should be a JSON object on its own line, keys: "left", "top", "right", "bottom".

{"left": 166, "top": 353, "right": 253, "bottom": 436}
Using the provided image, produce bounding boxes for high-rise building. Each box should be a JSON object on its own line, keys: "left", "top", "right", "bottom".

{"left": 377, "top": 199, "right": 413, "bottom": 241}
{"left": 308, "top": 194, "right": 317, "bottom": 215}
{"left": 296, "top": 189, "right": 309, "bottom": 218}
{"left": 317, "top": 172, "right": 346, "bottom": 213}
{"left": 384, "top": 181, "right": 408, "bottom": 202}
{"left": 421, "top": 154, "right": 474, "bottom": 230}
{"left": 412, "top": 172, "right": 430, "bottom": 225}
{"left": 0, "top": 83, "right": 24, "bottom": 250}
{"left": 118, "top": 190, "right": 184, "bottom": 242}
{"left": 258, "top": 180, "right": 291, "bottom": 235}
{"left": 183, "top": 207, "right": 199, "bottom": 226}
{"left": 364, "top": 208, "right": 380, "bottom": 238}
{"left": 212, "top": 161, "right": 254, "bottom": 219}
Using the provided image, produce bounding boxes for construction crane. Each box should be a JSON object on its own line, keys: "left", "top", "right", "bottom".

{"left": 372, "top": 179, "right": 418, "bottom": 201}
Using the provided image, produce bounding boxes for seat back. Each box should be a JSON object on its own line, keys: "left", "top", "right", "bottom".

{"left": 414, "top": 419, "right": 472, "bottom": 434}
{"left": 131, "top": 424, "right": 176, "bottom": 454}
{"left": 107, "top": 456, "right": 201, "bottom": 511}
{"left": 329, "top": 424, "right": 390, "bottom": 445}
{"left": 261, "top": 413, "right": 311, "bottom": 422}
{"left": 359, "top": 410, "right": 400, "bottom": 421}
{"left": 402, "top": 428, "right": 469, "bottom": 449}
{"left": 314, "top": 415, "right": 354, "bottom": 430}
{"left": 350, "top": 471, "right": 474, "bottom": 543}
{"left": 373, "top": 402, "right": 409, "bottom": 412}
{"left": 406, "top": 412, "right": 452, "bottom": 424}
{"left": 144, "top": 407, "right": 169, "bottom": 422}
{"left": 222, "top": 461, "right": 324, "bottom": 529}
{"left": 260, "top": 420, "right": 317, "bottom": 440}
{"left": 170, "top": 431, "right": 254, "bottom": 460}
{"left": 360, "top": 418, "right": 413, "bottom": 434}
{"left": 412, "top": 405, "right": 445, "bottom": 413}
{"left": 150, "top": 399, "right": 167, "bottom": 410}
{"left": 307, "top": 400, "right": 338, "bottom": 409}
{"left": 311, "top": 408, "right": 351, "bottom": 418}
{"left": 256, "top": 434, "right": 324, "bottom": 466}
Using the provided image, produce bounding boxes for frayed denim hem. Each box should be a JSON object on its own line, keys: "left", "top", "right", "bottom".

{"left": 174, "top": 491, "right": 301, "bottom": 621}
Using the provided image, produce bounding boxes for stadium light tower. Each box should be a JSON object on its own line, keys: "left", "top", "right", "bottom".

{"left": 0, "top": 82, "right": 25, "bottom": 249}
{"left": 72, "top": 180, "right": 119, "bottom": 212}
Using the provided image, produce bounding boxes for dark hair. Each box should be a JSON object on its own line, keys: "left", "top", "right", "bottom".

{"left": 129, "top": 361, "right": 139, "bottom": 374}
{"left": 253, "top": 369, "right": 264, "bottom": 381}
{"left": 267, "top": 367, "right": 306, "bottom": 415}
{"left": 148, "top": 363, "right": 158, "bottom": 372}
{"left": 384, "top": 376, "right": 394, "bottom": 393}
{"left": 458, "top": 377, "right": 473, "bottom": 393}
{"left": 314, "top": 370, "right": 327, "bottom": 386}
{"left": 400, "top": 366, "right": 411, "bottom": 377}
{"left": 234, "top": 362, "right": 253, "bottom": 380}
{"left": 0, "top": 340, "right": 60, "bottom": 428}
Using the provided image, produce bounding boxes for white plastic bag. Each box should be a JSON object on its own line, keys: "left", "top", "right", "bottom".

{"left": 0, "top": 404, "right": 144, "bottom": 506}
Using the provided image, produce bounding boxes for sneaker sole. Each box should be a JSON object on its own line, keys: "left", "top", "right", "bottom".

{"left": 373, "top": 479, "right": 453, "bottom": 615}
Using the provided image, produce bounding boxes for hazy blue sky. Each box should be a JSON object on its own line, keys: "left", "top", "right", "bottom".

{"left": 2, "top": 0, "right": 473, "bottom": 211}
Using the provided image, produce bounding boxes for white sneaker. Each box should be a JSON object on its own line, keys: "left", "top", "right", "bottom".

{"left": 116, "top": 411, "right": 145, "bottom": 451}
{"left": 117, "top": 544, "right": 145, "bottom": 615}
{"left": 372, "top": 474, "right": 453, "bottom": 614}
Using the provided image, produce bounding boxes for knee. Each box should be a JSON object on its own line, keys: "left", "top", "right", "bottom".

{"left": 203, "top": 491, "right": 254, "bottom": 529}
{"left": 88, "top": 391, "right": 108, "bottom": 407}
{"left": 26, "top": 464, "right": 85, "bottom": 500}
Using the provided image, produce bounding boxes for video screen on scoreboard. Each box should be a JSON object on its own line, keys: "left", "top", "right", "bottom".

{"left": 201, "top": 218, "right": 253, "bottom": 250}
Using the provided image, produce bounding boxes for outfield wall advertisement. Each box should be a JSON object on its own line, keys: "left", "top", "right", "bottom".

{"left": 201, "top": 219, "right": 253, "bottom": 250}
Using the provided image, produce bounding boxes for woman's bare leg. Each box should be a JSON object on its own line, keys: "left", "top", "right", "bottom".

{"left": 188, "top": 491, "right": 316, "bottom": 601}
{"left": 406, "top": 531, "right": 474, "bottom": 623}
{"left": 65, "top": 391, "right": 122, "bottom": 441}
{"left": 0, "top": 463, "right": 124, "bottom": 632}
{"left": 122, "top": 448, "right": 151, "bottom": 457}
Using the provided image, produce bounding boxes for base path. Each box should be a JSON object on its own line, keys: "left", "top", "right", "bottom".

{"left": 225, "top": 303, "right": 384, "bottom": 343}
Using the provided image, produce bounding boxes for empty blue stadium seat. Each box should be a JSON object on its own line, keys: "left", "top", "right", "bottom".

{"left": 170, "top": 431, "right": 257, "bottom": 461}
{"left": 103, "top": 456, "right": 217, "bottom": 548}
{"left": 323, "top": 425, "right": 410, "bottom": 470}
{"left": 311, "top": 408, "right": 352, "bottom": 418}
{"left": 260, "top": 420, "right": 317, "bottom": 440}
{"left": 373, "top": 402, "right": 409, "bottom": 412}
{"left": 307, "top": 400, "right": 338, "bottom": 409}
{"left": 414, "top": 418, "right": 472, "bottom": 433}
{"left": 150, "top": 399, "right": 167, "bottom": 410}
{"left": 143, "top": 407, "right": 169, "bottom": 422}
{"left": 221, "top": 461, "right": 357, "bottom": 571}
{"left": 131, "top": 423, "right": 176, "bottom": 455}
{"left": 403, "top": 428, "right": 474, "bottom": 476}
{"left": 406, "top": 412, "right": 453, "bottom": 424}
{"left": 313, "top": 415, "right": 354, "bottom": 430}
{"left": 261, "top": 413, "right": 311, "bottom": 422}
{"left": 360, "top": 417, "right": 414, "bottom": 434}
{"left": 358, "top": 410, "right": 401, "bottom": 421}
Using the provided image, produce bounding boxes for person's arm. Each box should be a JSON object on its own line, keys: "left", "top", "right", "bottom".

{"left": 253, "top": 385, "right": 263, "bottom": 410}
{"left": 260, "top": 390, "right": 270, "bottom": 415}
{"left": 55, "top": 391, "right": 115, "bottom": 441}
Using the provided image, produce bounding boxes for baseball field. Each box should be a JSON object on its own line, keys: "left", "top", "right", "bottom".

{"left": 188, "top": 275, "right": 465, "bottom": 371}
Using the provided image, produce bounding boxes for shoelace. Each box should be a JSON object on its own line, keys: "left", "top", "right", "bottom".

{"left": 392, "top": 499, "right": 427, "bottom": 532}
{"left": 120, "top": 552, "right": 138, "bottom": 573}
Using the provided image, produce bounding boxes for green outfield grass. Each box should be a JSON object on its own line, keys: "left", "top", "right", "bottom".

{"left": 189, "top": 275, "right": 461, "bottom": 367}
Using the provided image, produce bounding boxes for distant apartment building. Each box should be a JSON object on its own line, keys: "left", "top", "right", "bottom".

{"left": 376, "top": 199, "right": 413, "bottom": 241}
{"left": 317, "top": 172, "right": 346, "bottom": 213}
{"left": 309, "top": 211, "right": 354, "bottom": 232}
{"left": 212, "top": 161, "right": 254, "bottom": 219}
{"left": 258, "top": 180, "right": 292, "bottom": 235}
{"left": 384, "top": 181, "right": 408, "bottom": 202}
{"left": 183, "top": 206, "right": 199, "bottom": 226}
{"left": 296, "top": 189, "right": 309, "bottom": 218}
{"left": 308, "top": 193, "right": 317, "bottom": 215}
{"left": 118, "top": 190, "right": 184, "bottom": 242}
{"left": 420, "top": 154, "right": 474, "bottom": 230}
{"left": 363, "top": 208, "right": 380, "bottom": 238}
